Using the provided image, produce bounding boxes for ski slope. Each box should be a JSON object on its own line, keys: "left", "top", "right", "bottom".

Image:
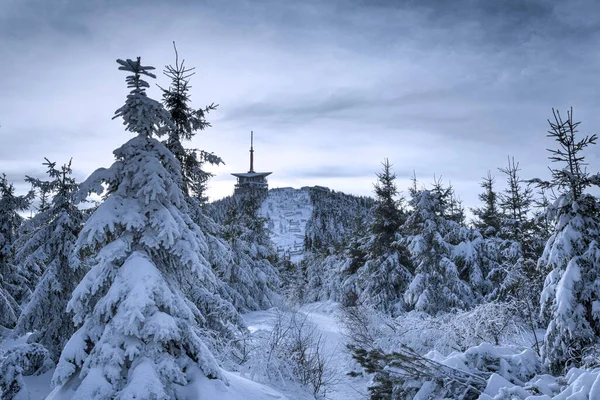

{"left": 260, "top": 187, "right": 313, "bottom": 263}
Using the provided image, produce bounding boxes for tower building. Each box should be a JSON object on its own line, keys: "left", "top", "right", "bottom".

{"left": 231, "top": 131, "right": 271, "bottom": 195}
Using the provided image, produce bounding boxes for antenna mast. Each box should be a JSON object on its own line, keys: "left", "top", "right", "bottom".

{"left": 249, "top": 131, "right": 255, "bottom": 173}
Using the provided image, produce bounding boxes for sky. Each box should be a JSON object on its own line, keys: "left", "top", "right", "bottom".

{"left": 1, "top": 0, "right": 600, "bottom": 211}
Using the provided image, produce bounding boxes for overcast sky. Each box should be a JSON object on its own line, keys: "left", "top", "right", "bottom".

{"left": 1, "top": 0, "right": 600, "bottom": 209}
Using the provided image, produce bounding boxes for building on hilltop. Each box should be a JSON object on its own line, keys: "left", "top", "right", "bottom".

{"left": 231, "top": 131, "right": 272, "bottom": 196}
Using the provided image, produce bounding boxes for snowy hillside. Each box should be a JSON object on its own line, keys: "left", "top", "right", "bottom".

{"left": 260, "top": 187, "right": 313, "bottom": 263}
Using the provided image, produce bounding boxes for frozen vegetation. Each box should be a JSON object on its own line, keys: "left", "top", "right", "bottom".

{"left": 1, "top": 49, "right": 600, "bottom": 400}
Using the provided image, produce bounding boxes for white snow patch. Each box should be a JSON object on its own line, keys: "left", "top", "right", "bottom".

{"left": 260, "top": 187, "right": 313, "bottom": 263}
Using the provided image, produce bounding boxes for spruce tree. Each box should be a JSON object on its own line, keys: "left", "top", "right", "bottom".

{"left": 370, "top": 159, "right": 403, "bottom": 251}
{"left": 498, "top": 157, "right": 534, "bottom": 248}
{"left": 487, "top": 158, "right": 538, "bottom": 303}
{"left": 354, "top": 160, "right": 412, "bottom": 315}
{"left": 220, "top": 194, "right": 280, "bottom": 312}
{"left": 446, "top": 183, "right": 466, "bottom": 225}
{"left": 0, "top": 175, "right": 33, "bottom": 329}
{"left": 471, "top": 171, "right": 501, "bottom": 236}
{"left": 403, "top": 182, "right": 471, "bottom": 314}
{"left": 13, "top": 159, "right": 87, "bottom": 360}
{"left": 52, "top": 57, "right": 236, "bottom": 398}
{"left": 159, "top": 43, "right": 221, "bottom": 202}
{"left": 533, "top": 108, "right": 600, "bottom": 374}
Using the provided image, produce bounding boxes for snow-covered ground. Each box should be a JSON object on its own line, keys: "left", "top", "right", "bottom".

{"left": 2, "top": 301, "right": 368, "bottom": 400}
{"left": 296, "top": 302, "right": 369, "bottom": 400}
{"left": 1, "top": 334, "right": 289, "bottom": 400}
{"left": 260, "top": 187, "right": 313, "bottom": 263}
{"left": 244, "top": 301, "right": 369, "bottom": 400}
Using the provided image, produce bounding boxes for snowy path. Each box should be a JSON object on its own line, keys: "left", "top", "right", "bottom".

{"left": 244, "top": 302, "right": 370, "bottom": 400}
{"left": 297, "top": 302, "right": 369, "bottom": 400}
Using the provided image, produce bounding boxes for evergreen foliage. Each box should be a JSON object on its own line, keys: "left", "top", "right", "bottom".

{"left": 471, "top": 171, "right": 502, "bottom": 236}
{"left": 159, "top": 43, "right": 221, "bottom": 203}
{"left": 370, "top": 159, "right": 403, "bottom": 251}
{"left": 0, "top": 343, "right": 54, "bottom": 400}
{"left": 52, "top": 57, "right": 236, "bottom": 398}
{"left": 351, "top": 160, "right": 413, "bottom": 315}
{"left": 402, "top": 183, "right": 472, "bottom": 314}
{"left": 220, "top": 192, "right": 280, "bottom": 312}
{"left": 0, "top": 175, "right": 33, "bottom": 328}
{"left": 533, "top": 108, "right": 600, "bottom": 375}
{"left": 13, "top": 159, "right": 87, "bottom": 361}
{"left": 304, "top": 187, "right": 374, "bottom": 253}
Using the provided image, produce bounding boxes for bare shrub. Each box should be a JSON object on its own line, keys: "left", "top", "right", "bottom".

{"left": 342, "top": 301, "right": 528, "bottom": 356}
{"left": 242, "top": 309, "right": 335, "bottom": 397}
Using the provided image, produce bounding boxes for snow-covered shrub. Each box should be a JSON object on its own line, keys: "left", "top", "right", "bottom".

{"left": 343, "top": 302, "right": 529, "bottom": 357}
{"left": 350, "top": 342, "right": 539, "bottom": 400}
{"left": 482, "top": 366, "right": 600, "bottom": 399}
{"left": 241, "top": 309, "right": 334, "bottom": 396}
{"left": 302, "top": 252, "right": 348, "bottom": 303}
{"left": 0, "top": 343, "right": 54, "bottom": 400}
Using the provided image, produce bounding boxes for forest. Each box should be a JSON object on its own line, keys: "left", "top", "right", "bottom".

{"left": 1, "top": 48, "right": 600, "bottom": 400}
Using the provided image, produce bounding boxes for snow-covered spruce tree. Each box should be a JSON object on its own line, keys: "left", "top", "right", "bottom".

{"left": 0, "top": 343, "right": 54, "bottom": 400}
{"left": 402, "top": 181, "right": 472, "bottom": 314}
{"left": 464, "top": 172, "right": 505, "bottom": 303}
{"left": 13, "top": 159, "right": 87, "bottom": 361}
{"left": 484, "top": 158, "right": 538, "bottom": 303}
{"left": 370, "top": 159, "right": 403, "bottom": 252}
{"left": 220, "top": 191, "right": 280, "bottom": 312}
{"left": 353, "top": 159, "right": 412, "bottom": 315}
{"left": 52, "top": 58, "right": 236, "bottom": 398}
{"left": 158, "top": 45, "right": 247, "bottom": 336}
{"left": 532, "top": 108, "right": 600, "bottom": 375}
{"left": 446, "top": 183, "right": 466, "bottom": 226}
{"left": 0, "top": 175, "right": 33, "bottom": 329}
{"left": 12, "top": 170, "right": 57, "bottom": 289}
{"left": 471, "top": 171, "right": 502, "bottom": 237}
{"left": 498, "top": 157, "right": 534, "bottom": 250}
{"left": 159, "top": 42, "right": 221, "bottom": 203}
{"left": 10, "top": 174, "right": 67, "bottom": 302}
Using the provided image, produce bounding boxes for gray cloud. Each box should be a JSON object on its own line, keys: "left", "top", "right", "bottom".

{"left": 2, "top": 0, "right": 600, "bottom": 210}
{"left": 280, "top": 165, "right": 382, "bottom": 180}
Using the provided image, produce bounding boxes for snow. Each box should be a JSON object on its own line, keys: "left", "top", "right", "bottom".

{"left": 243, "top": 301, "right": 370, "bottom": 400}
{"left": 297, "top": 302, "right": 370, "bottom": 399}
{"left": 45, "top": 366, "right": 290, "bottom": 400}
{"left": 3, "top": 302, "right": 367, "bottom": 400}
{"left": 259, "top": 187, "right": 313, "bottom": 263}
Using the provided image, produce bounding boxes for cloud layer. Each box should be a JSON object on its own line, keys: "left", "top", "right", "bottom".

{"left": 2, "top": 0, "right": 600, "bottom": 210}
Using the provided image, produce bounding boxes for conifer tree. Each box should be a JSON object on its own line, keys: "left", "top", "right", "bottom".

{"left": 160, "top": 42, "right": 221, "bottom": 203}
{"left": 532, "top": 108, "right": 600, "bottom": 374}
{"left": 370, "top": 159, "right": 403, "bottom": 251}
{"left": 13, "top": 159, "right": 87, "bottom": 360}
{"left": 403, "top": 182, "right": 471, "bottom": 314}
{"left": 0, "top": 175, "right": 33, "bottom": 329}
{"left": 52, "top": 57, "right": 236, "bottom": 398}
{"left": 354, "top": 160, "right": 412, "bottom": 315}
{"left": 471, "top": 172, "right": 501, "bottom": 236}
{"left": 220, "top": 194, "right": 280, "bottom": 311}
{"left": 446, "top": 183, "right": 466, "bottom": 225}
{"left": 486, "top": 158, "right": 538, "bottom": 303}
{"left": 498, "top": 157, "right": 534, "bottom": 248}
